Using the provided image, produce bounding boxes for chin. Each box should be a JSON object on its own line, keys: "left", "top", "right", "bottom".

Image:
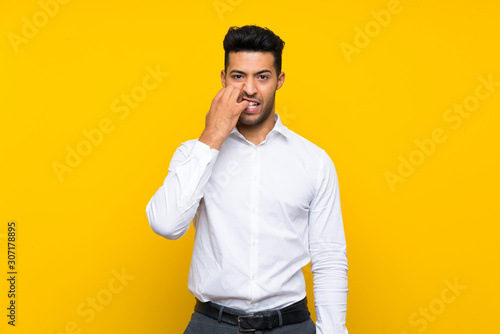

{"left": 239, "top": 113, "right": 264, "bottom": 126}
{"left": 238, "top": 117, "right": 259, "bottom": 126}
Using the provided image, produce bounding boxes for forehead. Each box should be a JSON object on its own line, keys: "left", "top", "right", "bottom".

{"left": 227, "top": 51, "right": 275, "bottom": 74}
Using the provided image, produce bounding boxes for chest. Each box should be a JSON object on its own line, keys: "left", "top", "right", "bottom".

{"left": 204, "top": 144, "right": 317, "bottom": 214}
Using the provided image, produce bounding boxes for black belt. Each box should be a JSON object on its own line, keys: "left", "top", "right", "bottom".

{"left": 194, "top": 297, "right": 310, "bottom": 332}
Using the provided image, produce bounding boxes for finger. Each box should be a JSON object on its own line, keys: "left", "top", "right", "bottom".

{"left": 238, "top": 100, "right": 250, "bottom": 111}
{"left": 212, "top": 87, "right": 226, "bottom": 105}
{"left": 229, "top": 85, "right": 242, "bottom": 103}
{"left": 220, "top": 85, "right": 236, "bottom": 102}
{"left": 236, "top": 86, "right": 245, "bottom": 103}
{"left": 236, "top": 93, "right": 250, "bottom": 111}
{"left": 231, "top": 85, "right": 247, "bottom": 104}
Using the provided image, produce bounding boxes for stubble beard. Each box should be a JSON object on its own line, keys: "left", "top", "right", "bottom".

{"left": 238, "top": 92, "right": 276, "bottom": 126}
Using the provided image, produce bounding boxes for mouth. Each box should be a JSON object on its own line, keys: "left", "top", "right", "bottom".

{"left": 243, "top": 99, "right": 261, "bottom": 113}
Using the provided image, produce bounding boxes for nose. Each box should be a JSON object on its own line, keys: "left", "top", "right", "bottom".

{"left": 242, "top": 78, "right": 257, "bottom": 97}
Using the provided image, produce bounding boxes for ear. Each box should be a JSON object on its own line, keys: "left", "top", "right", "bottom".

{"left": 276, "top": 72, "right": 285, "bottom": 90}
{"left": 221, "top": 70, "right": 226, "bottom": 88}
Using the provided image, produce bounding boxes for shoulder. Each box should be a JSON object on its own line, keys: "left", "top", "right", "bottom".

{"left": 285, "top": 128, "right": 331, "bottom": 163}
{"left": 284, "top": 128, "right": 339, "bottom": 189}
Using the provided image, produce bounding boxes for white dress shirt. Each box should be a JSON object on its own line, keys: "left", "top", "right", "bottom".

{"left": 146, "top": 113, "right": 348, "bottom": 334}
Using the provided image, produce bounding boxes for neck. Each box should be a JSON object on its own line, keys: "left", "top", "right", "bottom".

{"left": 237, "top": 111, "right": 276, "bottom": 146}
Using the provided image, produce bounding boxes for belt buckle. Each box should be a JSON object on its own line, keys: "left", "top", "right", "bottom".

{"left": 237, "top": 314, "right": 263, "bottom": 332}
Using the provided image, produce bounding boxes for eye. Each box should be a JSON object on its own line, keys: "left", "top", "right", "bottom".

{"left": 258, "top": 75, "right": 269, "bottom": 80}
{"left": 232, "top": 75, "right": 243, "bottom": 79}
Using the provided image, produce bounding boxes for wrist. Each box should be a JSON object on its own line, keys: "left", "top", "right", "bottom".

{"left": 199, "top": 130, "right": 224, "bottom": 150}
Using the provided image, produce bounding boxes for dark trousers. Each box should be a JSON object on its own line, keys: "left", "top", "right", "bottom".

{"left": 183, "top": 311, "right": 316, "bottom": 334}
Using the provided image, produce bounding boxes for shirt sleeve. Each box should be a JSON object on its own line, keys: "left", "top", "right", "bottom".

{"left": 308, "top": 150, "right": 349, "bottom": 334}
{"left": 146, "top": 139, "right": 219, "bottom": 239}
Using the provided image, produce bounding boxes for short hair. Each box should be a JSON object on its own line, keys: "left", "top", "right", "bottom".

{"left": 223, "top": 25, "right": 285, "bottom": 75}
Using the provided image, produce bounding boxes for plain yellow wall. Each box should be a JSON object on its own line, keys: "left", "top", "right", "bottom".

{"left": 1, "top": 0, "right": 499, "bottom": 333}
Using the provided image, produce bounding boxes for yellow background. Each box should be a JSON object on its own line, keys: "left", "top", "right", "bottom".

{"left": 1, "top": 0, "right": 499, "bottom": 333}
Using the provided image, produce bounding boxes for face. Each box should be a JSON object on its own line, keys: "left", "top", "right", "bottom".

{"left": 221, "top": 52, "right": 285, "bottom": 126}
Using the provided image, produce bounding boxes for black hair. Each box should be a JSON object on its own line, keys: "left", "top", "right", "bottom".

{"left": 223, "top": 25, "right": 285, "bottom": 75}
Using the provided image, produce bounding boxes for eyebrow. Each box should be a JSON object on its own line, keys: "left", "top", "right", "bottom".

{"left": 229, "top": 69, "right": 272, "bottom": 75}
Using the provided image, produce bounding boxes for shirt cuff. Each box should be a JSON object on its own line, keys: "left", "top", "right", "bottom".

{"left": 191, "top": 139, "right": 219, "bottom": 161}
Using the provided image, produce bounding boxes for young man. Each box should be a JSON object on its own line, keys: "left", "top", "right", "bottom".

{"left": 146, "top": 25, "right": 349, "bottom": 334}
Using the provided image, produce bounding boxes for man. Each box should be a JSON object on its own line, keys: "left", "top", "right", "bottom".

{"left": 146, "top": 25, "right": 348, "bottom": 334}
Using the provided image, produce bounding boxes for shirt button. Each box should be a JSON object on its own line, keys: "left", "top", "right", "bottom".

{"left": 251, "top": 240, "right": 257, "bottom": 246}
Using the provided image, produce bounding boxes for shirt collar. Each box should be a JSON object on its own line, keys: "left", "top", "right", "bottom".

{"left": 230, "top": 113, "right": 289, "bottom": 139}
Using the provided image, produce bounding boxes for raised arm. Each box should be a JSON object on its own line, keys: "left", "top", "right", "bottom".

{"left": 146, "top": 85, "right": 249, "bottom": 239}
{"left": 146, "top": 139, "right": 218, "bottom": 239}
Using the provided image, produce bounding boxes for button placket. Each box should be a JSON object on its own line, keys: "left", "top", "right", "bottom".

{"left": 249, "top": 146, "right": 260, "bottom": 303}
